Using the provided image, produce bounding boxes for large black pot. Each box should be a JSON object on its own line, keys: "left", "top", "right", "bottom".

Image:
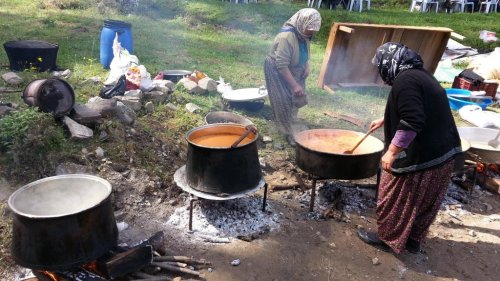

{"left": 186, "top": 124, "right": 262, "bottom": 194}
{"left": 295, "top": 129, "right": 384, "bottom": 180}
{"left": 8, "top": 174, "right": 118, "bottom": 270}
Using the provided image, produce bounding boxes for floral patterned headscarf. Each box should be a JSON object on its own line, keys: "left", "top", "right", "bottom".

{"left": 371, "top": 42, "right": 424, "bottom": 85}
{"left": 283, "top": 8, "right": 322, "bottom": 41}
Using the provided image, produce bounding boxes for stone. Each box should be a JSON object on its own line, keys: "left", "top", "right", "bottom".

{"left": 262, "top": 136, "right": 273, "bottom": 143}
{"left": 114, "top": 101, "right": 136, "bottom": 125}
{"left": 144, "top": 101, "right": 154, "bottom": 113}
{"left": 372, "top": 257, "right": 380, "bottom": 265}
{"left": 86, "top": 97, "right": 117, "bottom": 117}
{"left": 113, "top": 96, "right": 142, "bottom": 111}
{"left": 95, "top": 147, "right": 105, "bottom": 158}
{"left": 63, "top": 116, "right": 93, "bottom": 140}
{"left": 181, "top": 78, "right": 205, "bottom": 94}
{"left": 165, "top": 103, "right": 178, "bottom": 111}
{"left": 231, "top": 259, "right": 241, "bottom": 266}
{"left": 70, "top": 103, "right": 102, "bottom": 125}
{"left": 124, "top": 89, "right": 144, "bottom": 99}
{"left": 185, "top": 102, "right": 201, "bottom": 113}
{"left": 197, "top": 77, "right": 218, "bottom": 92}
{"left": 1, "top": 72, "right": 23, "bottom": 85}
{"left": 144, "top": 90, "right": 170, "bottom": 103}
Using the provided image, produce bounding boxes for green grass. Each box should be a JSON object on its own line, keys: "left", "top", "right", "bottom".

{"left": 0, "top": 0, "right": 498, "bottom": 171}
{"left": 0, "top": 0, "right": 498, "bottom": 274}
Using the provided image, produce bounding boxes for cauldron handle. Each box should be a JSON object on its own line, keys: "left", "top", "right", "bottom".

{"left": 231, "top": 125, "right": 258, "bottom": 148}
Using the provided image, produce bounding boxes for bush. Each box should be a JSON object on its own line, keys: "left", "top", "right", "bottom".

{"left": 39, "top": 0, "right": 90, "bottom": 9}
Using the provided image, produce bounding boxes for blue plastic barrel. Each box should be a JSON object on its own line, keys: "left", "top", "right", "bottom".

{"left": 100, "top": 19, "right": 133, "bottom": 69}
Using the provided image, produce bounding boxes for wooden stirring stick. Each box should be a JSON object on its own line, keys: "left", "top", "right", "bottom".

{"left": 231, "top": 125, "right": 258, "bottom": 148}
{"left": 344, "top": 127, "right": 377, "bottom": 154}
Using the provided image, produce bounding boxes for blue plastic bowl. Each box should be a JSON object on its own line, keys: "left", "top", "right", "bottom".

{"left": 445, "top": 88, "right": 493, "bottom": 111}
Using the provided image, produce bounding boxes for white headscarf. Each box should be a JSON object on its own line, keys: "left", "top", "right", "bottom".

{"left": 283, "top": 8, "right": 322, "bottom": 41}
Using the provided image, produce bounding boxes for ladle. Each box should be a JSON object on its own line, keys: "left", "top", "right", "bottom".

{"left": 231, "top": 124, "right": 258, "bottom": 148}
{"left": 487, "top": 129, "right": 500, "bottom": 149}
{"left": 344, "top": 127, "right": 377, "bottom": 154}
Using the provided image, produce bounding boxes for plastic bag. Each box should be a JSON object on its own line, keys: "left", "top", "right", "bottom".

{"left": 104, "top": 33, "right": 139, "bottom": 85}
{"left": 100, "top": 75, "right": 126, "bottom": 99}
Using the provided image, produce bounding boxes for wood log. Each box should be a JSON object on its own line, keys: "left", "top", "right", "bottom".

{"left": 136, "top": 231, "right": 166, "bottom": 255}
{"left": 151, "top": 262, "right": 200, "bottom": 276}
{"left": 270, "top": 184, "right": 300, "bottom": 192}
{"left": 295, "top": 174, "right": 310, "bottom": 191}
{"left": 153, "top": 256, "right": 211, "bottom": 265}
{"left": 324, "top": 111, "right": 366, "bottom": 128}
{"left": 98, "top": 245, "right": 153, "bottom": 279}
{"left": 162, "top": 262, "right": 187, "bottom": 268}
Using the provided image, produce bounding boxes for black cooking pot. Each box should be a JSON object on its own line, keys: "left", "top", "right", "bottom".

{"left": 8, "top": 174, "right": 118, "bottom": 270}
{"left": 162, "top": 70, "right": 192, "bottom": 83}
{"left": 185, "top": 124, "right": 262, "bottom": 194}
{"left": 295, "top": 129, "right": 384, "bottom": 180}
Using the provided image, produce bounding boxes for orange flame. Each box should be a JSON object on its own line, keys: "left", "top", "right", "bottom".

{"left": 40, "top": 271, "right": 61, "bottom": 281}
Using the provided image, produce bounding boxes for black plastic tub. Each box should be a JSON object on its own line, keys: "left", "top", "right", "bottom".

{"left": 3, "top": 40, "right": 59, "bottom": 71}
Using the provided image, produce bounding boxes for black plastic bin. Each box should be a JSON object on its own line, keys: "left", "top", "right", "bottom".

{"left": 3, "top": 40, "right": 59, "bottom": 72}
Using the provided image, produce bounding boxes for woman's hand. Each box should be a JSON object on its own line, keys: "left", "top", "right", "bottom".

{"left": 381, "top": 143, "right": 403, "bottom": 172}
{"left": 370, "top": 118, "right": 384, "bottom": 131}
{"left": 292, "top": 84, "right": 305, "bottom": 96}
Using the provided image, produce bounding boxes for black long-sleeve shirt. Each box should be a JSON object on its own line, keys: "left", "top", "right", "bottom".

{"left": 384, "top": 68, "right": 462, "bottom": 174}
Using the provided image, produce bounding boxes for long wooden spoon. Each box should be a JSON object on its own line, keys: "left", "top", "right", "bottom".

{"left": 344, "top": 127, "right": 377, "bottom": 154}
{"left": 231, "top": 125, "right": 258, "bottom": 148}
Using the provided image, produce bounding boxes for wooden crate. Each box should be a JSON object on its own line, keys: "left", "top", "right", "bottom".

{"left": 318, "top": 23, "right": 453, "bottom": 93}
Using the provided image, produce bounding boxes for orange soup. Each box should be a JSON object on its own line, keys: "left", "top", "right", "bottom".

{"left": 192, "top": 133, "right": 253, "bottom": 147}
{"left": 300, "top": 135, "right": 382, "bottom": 154}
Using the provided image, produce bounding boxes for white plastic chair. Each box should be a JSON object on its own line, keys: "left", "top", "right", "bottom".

{"left": 450, "top": 0, "right": 474, "bottom": 12}
{"left": 410, "top": 0, "right": 439, "bottom": 12}
{"left": 479, "top": 0, "right": 498, "bottom": 12}
{"left": 348, "top": 0, "right": 371, "bottom": 12}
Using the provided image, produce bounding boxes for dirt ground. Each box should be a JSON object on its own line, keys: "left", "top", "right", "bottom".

{"left": 1, "top": 133, "right": 499, "bottom": 281}
{"left": 112, "top": 151, "right": 499, "bottom": 281}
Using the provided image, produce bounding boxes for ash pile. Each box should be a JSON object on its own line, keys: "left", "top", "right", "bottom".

{"left": 166, "top": 196, "right": 280, "bottom": 243}
{"left": 295, "top": 181, "right": 378, "bottom": 221}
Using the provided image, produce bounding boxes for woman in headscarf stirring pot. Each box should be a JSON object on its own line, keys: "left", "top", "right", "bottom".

{"left": 357, "top": 42, "right": 462, "bottom": 254}
{"left": 264, "top": 8, "right": 321, "bottom": 146}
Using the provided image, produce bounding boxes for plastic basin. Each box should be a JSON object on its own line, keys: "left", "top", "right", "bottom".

{"left": 445, "top": 88, "right": 493, "bottom": 111}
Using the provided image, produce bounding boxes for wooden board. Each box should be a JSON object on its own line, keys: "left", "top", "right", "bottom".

{"left": 318, "top": 23, "right": 452, "bottom": 92}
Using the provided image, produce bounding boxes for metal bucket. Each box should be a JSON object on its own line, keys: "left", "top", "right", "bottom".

{"left": 22, "top": 78, "right": 75, "bottom": 117}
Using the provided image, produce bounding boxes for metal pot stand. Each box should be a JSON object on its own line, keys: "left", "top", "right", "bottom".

{"left": 173, "top": 165, "right": 269, "bottom": 231}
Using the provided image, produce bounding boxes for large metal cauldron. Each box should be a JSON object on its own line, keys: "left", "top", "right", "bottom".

{"left": 457, "top": 127, "right": 500, "bottom": 164}
{"left": 8, "top": 174, "right": 118, "bottom": 270}
{"left": 295, "top": 129, "right": 384, "bottom": 179}
{"left": 186, "top": 124, "right": 262, "bottom": 194}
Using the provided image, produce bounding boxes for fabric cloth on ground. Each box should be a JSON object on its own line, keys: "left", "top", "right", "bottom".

{"left": 376, "top": 160, "right": 454, "bottom": 254}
